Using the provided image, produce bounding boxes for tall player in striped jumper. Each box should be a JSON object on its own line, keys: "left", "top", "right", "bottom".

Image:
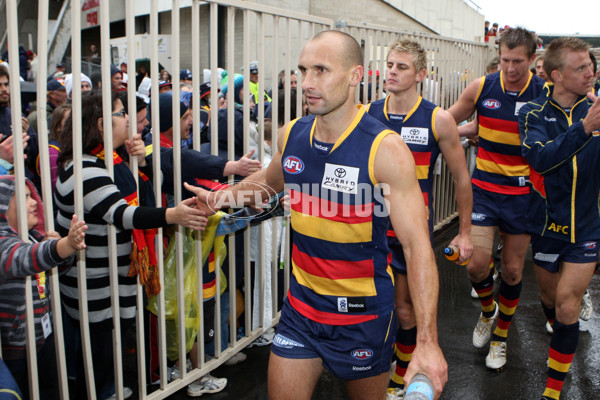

{"left": 448, "top": 27, "right": 545, "bottom": 370}
{"left": 366, "top": 39, "right": 472, "bottom": 399}
{"left": 186, "top": 30, "right": 447, "bottom": 400}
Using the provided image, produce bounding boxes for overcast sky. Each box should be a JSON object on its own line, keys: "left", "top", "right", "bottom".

{"left": 470, "top": 0, "right": 599, "bottom": 35}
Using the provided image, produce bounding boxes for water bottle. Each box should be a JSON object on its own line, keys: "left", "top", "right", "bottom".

{"left": 444, "top": 245, "right": 469, "bottom": 266}
{"left": 404, "top": 373, "right": 434, "bottom": 400}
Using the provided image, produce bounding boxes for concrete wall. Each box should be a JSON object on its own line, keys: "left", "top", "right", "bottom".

{"left": 310, "top": 0, "right": 434, "bottom": 34}
{"left": 383, "top": 0, "right": 484, "bottom": 41}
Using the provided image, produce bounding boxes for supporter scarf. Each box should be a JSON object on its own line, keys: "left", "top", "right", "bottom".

{"left": 91, "top": 145, "right": 160, "bottom": 296}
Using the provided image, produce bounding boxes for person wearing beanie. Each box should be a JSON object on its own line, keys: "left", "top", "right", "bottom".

{"left": 145, "top": 92, "right": 191, "bottom": 149}
{"left": 63, "top": 73, "right": 93, "bottom": 99}
{"left": 220, "top": 73, "right": 245, "bottom": 106}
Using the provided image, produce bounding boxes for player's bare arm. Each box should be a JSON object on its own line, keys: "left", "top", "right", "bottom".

{"left": 374, "top": 133, "right": 448, "bottom": 399}
{"left": 436, "top": 109, "right": 473, "bottom": 262}
{"left": 184, "top": 122, "right": 289, "bottom": 213}
{"left": 448, "top": 77, "right": 483, "bottom": 124}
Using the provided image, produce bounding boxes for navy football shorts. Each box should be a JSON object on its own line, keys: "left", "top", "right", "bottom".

{"left": 471, "top": 185, "right": 530, "bottom": 234}
{"left": 271, "top": 300, "right": 396, "bottom": 380}
{"left": 531, "top": 234, "right": 600, "bottom": 273}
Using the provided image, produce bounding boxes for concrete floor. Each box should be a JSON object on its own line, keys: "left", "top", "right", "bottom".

{"left": 160, "top": 222, "right": 600, "bottom": 400}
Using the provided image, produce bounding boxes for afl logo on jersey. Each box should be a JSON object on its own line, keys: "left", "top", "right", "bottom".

{"left": 584, "top": 242, "right": 597, "bottom": 250}
{"left": 482, "top": 99, "right": 501, "bottom": 109}
{"left": 283, "top": 156, "right": 304, "bottom": 174}
{"left": 351, "top": 349, "right": 373, "bottom": 360}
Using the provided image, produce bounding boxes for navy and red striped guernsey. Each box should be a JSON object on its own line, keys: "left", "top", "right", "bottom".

{"left": 473, "top": 70, "right": 545, "bottom": 195}
{"left": 366, "top": 95, "right": 439, "bottom": 233}
{"left": 281, "top": 106, "right": 395, "bottom": 325}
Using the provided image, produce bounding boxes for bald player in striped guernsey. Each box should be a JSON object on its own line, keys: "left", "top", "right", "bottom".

{"left": 365, "top": 39, "right": 472, "bottom": 399}
{"left": 186, "top": 30, "right": 447, "bottom": 400}
{"left": 449, "top": 27, "right": 545, "bottom": 370}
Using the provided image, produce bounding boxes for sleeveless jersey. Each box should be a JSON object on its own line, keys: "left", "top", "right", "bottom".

{"left": 366, "top": 96, "right": 439, "bottom": 233}
{"left": 473, "top": 70, "right": 545, "bottom": 195}
{"left": 281, "top": 107, "right": 395, "bottom": 325}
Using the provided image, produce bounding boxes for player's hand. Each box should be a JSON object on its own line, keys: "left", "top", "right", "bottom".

{"left": 405, "top": 342, "right": 448, "bottom": 400}
{"left": 448, "top": 233, "right": 473, "bottom": 264}
{"left": 183, "top": 182, "right": 217, "bottom": 217}
{"left": 583, "top": 94, "right": 600, "bottom": 135}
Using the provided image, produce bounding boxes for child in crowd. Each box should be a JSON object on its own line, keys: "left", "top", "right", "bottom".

{"left": 0, "top": 175, "right": 87, "bottom": 399}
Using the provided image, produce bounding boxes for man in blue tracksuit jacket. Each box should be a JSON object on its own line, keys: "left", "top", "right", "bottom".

{"left": 518, "top": 37, "right": 600, "bottom": 400}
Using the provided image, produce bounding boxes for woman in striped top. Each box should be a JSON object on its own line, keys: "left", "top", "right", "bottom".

{"left": 54, "top": 91, "right": 207, "bottom": 399}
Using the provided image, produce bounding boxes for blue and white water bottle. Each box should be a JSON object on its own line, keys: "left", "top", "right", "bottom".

{"left": 404, "top": 373, "right": 434, "bottom": 400}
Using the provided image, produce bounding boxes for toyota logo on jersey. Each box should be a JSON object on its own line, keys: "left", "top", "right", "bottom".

{"left": 482, "top": 99, "right": 501, "bottom": 109}
{"left": 283, "top": 156, "right": 305, "bottom": 174}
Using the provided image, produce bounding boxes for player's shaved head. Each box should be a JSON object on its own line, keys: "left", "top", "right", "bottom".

{"left": 311, "top": 30, "right": 363, "bottom": 68}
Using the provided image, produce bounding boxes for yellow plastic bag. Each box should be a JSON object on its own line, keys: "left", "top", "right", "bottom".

{"left": 147, "top": 213, "right": 227, "bottom": 361}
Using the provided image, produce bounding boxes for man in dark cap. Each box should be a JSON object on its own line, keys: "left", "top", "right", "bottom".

{"left": 180, "top": 69, "right": 193, "bottom": 86}
{"left": 27, "top": 78, "right": 67, "bottom": 133}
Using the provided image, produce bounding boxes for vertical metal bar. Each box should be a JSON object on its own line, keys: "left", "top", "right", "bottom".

{"left": 66, "top": 0, "right": 97, "bottom": 398}
{"left": 149, "top": 0, "right": 168, "bottom": 390}
{"left": 255, "top": 11, "right": 266, "bottom": 333}
{"left": 99, "top": 1, "right": 126, "bottom": 398}
{"left": 285, "top": 18, "right": 291, "bottom": 123}
{"left": 5, "top": 1, "right": 39, "bottom": 398}
{"left": 270, "top": 15, "right": 280, "bottom": 318}
{"left": 209, "top": 1, "right": 219, "bottom": 156}
{"left": 364, "top": 29, "right": 371, "bottom": 104}
{"left": 36, "top": 1, "right": 70, "bottom": 397}
{"left": 294, "top": 20, "right": 302, "bottom": 120}
{"left": 169, "top": 0, "right": 188, "bottom": 380}
{"left": 124, "top": 0, "right": 149, "bottom": 396}
{"left": 191, "top": 0, "right": 207, "bottom": 369}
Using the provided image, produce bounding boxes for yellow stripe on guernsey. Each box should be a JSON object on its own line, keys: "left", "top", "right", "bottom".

{"left": 384, "top": 95, "right": 422, "bottom": 122}
{"left": 571, "top": 157, "right": 577, "bottom": 242}
{"left": 292, "top": 259, "right": 377, "bottom": 297}
{"left": 290, "top": 208, "right": 372, "bottom": 243}
{"left": 474, "top": 75, "right": 486, "bottom": 105}
{"left": 479, "top": 126, "right": 522, "bottom": 146}
{"left": 310, "top": 106, "right": 366, "bottom": 153}
{"left": 499, "top": 70, "right": 534, "bottom": 96}
{"left": 476, "top": 158, "right": 528, "bottom": 177}
{"left": 415, "top": 165, "right": 430, "bottom": 180}
{"left": 548, "top": 358, "right": 571, "bottom": 373}
{"left": 430, "top": 107, "right": 440, "bottom": 141}
{"left": 368, "top": 129, "right": 395, "bottom": 185}
{"left": 280, "top": 118, "right": 300, "bottom": 155}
